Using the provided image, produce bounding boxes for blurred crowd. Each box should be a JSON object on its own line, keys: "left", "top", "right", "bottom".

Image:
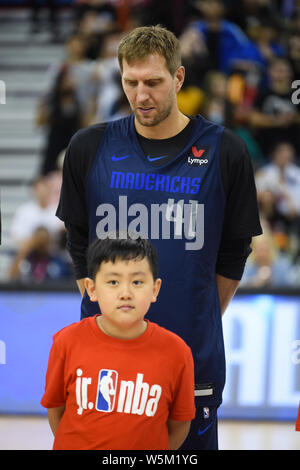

{"left": 8, "top": 0, "right": 300, "bottom": 287}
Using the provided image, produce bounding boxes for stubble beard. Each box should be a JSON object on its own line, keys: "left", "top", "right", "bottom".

{"left": 133, "top": 91, "right": 175, "bottom": 128}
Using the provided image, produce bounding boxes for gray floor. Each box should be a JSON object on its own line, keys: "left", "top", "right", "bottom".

{"left": 0, "top": 415, "right": 299, "bottom": 450}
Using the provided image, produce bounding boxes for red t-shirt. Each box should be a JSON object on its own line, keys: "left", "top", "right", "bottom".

{"left": 296, "top": 403, "right": 300, "bottom": 431}
{"left": 41, "top": 315, "right": 195, "bottom": 450}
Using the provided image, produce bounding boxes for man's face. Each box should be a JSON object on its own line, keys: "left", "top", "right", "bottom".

{"left": 273, "top": 143, "right": 294, "bottom": 168}
{"left": 270, "top": 60, "right": 292, "bottom": 83}
{"left": 121, "top": 53, "right": 184, "bottom": 128}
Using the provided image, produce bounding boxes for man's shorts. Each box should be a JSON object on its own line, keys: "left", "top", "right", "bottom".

{"left": 179, "top": 403, "right": 220, "bottom": 450}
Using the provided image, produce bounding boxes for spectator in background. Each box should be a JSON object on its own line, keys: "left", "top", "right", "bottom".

{"left": 200, "top": 70, "right": 234, "bottom": 127}
{"left": 61, "top": 33, "right": 97, "bottom": 109}
{"left": 37, "top": 65, "right": 83, "bottom": 176}
{"left": 256, "top": 142, "right": 300, "bottom": 219}
{"left": 234, "top": 17, "right": 285, "bottom": 88}
{"left": 220, "top": 17, "right": 285, "bottom": 124}
{"left": 288, "top": 31, "right": 300, "bottom": 78}
{"left": 176, "top": 26, "right": 208, "bottom": 116}
{"left": 41, "top": 34, "right": 98, "bottom": 124}
{"left": 8, "top": 226, "right": 72, "bottom": 284}
{"left": 10, "top": 176, "right": 63, "bottom": 247}
{"left": 255, "top": 142, "right": 300, "bottom": 257}
{"left": 249, "top": 57, "right": 300, "bottom": 156}
{"left": 8, "top": 175, "right": 71, "bottom": 283}
{"left": 76, "top": 6, "right": 118, "bottom": 60}
{"left": 240, "top": 230, "right": 298, "bottom": 288}
{"left": 190, "top": 0, "right": 251, "bottom": 74}
{"left": 90, "top": 31, "right": 126, "bottom": 123}
{"left": 252, "top": 18, "right": 285, "bottom": 69}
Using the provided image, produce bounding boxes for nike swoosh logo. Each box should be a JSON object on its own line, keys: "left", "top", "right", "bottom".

{"left": 147, "top": 155, "right": 168, "bottom": 162}
{"left": 197, "top": 422, "right": 213, "bottom": 436}
{"left": 112, "top": 154, "right": 131, "bottom": 161}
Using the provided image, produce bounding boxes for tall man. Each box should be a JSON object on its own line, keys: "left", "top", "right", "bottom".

{"left": 56, "top": 25, "right": 262, "bottom": 450}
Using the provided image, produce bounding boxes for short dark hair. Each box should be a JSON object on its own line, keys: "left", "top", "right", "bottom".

{"left": 87, "top": 234, "right": 159, "bottom": 281}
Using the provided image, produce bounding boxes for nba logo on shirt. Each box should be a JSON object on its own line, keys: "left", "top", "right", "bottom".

{"left": 203, "top": 407, "right": 210, "bottom": 419}
{"left": 96, "top": 369, "right": 118, "bottom": 412}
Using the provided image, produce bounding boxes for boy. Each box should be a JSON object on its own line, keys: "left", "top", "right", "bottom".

{"left": 41, "top": 235, "right": 195, "bottom": 450}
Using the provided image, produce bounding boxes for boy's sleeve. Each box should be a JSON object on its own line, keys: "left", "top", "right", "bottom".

{"left": 40, "top": 335, "right": 66, "bottom": 409}
{"left": 296, "top": 403, "right": 300, "bottom": 431}
{"left": 169, "top": 345, "right": 196, "bottom": 421}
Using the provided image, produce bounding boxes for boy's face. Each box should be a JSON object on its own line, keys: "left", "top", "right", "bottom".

{"left": 85, "top": 257, "right": 161, "bottom": 339}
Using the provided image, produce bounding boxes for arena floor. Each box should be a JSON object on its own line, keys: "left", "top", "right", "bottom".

{"left": 0, "top": 415, "right": 298, "bottom": 450}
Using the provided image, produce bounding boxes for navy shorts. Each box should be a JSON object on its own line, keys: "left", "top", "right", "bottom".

{"left": 179, "top": 403, "right": 220, "bottom": 450}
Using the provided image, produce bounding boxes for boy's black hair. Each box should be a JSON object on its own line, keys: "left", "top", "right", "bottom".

{"left": 87, "top": 233, "right": 159, "bottom": 281}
